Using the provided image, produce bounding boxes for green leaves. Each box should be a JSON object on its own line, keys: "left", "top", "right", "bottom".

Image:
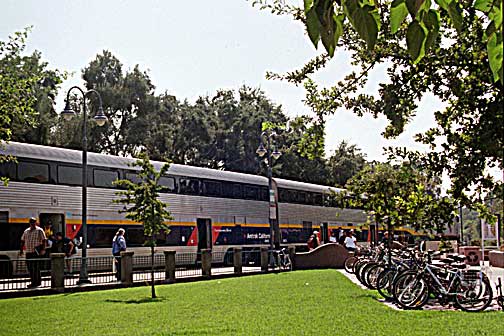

{"left": 304, "top": 0, "right": 380, "bottom": 55}
{"left": 446, "top": 0, "right": 464, "bottom": 33}
{"left": 406, "top": 20, "right": 427, "bottom": 62}
{"left": 304, "top": 0, "right": 347, "bottom": 56}
{"left": 391, "top": 0, "right": 409, "bottom": 33}
{"left": 423, "top": 9, "right": 440, "bottom": 52}
{"left": 487, "top": 32, "right": 503, "bottom": 83}
{"left": 300, "top": 0, "right": 502, "bottom": 82}
{"left": 343, "top": 0, "right": 381, "bottom": 49}
{"left": 305, "top": 0, "right": 321, "bottom": 45}
{"left": 479, "top": 0, "right": 503, "bottom": 84}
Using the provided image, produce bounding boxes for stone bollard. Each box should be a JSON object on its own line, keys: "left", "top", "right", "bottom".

{"left": 233, "top": 248, "right": 242, "bottom": 274}
{"left": 201, "top": 249, "right": 212, "bottom": 278}
{"left": 260, "top": 247, "right": 269, "bottom": 272}
{"left": 288, "top": 246, "right": 296, "bottom": 270}
{"left": 120, "top": 251, "right": 134, "bottom": 285}
{"left": 164, "top": 250, "right": 176, "bottom": 283}
{"left": 51, "top": 253, "right": 65, "bottom": 292}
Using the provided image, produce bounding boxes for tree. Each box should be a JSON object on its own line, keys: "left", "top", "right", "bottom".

{"left": 10, "top": 51, "right": 66, "bottom": 145}
{"left": 255, "top": 1, "right": 503, "bottom": 207}
{"left": 1, "top": 28, "right": 65, "bottom": 184}
{"left": 342, "top": 162, "right": 455, "bottom": 260}
{"left": 213, "top": 87, "right": 288, "bottom": 174}
{"left": 113, "top": 153, "right": 173, "bottom": 299}
{"left": 254, "top": 0, "right": 502, "bottom": 84}
{"left": 274, "top": 115, "right": 329, "bottom": 185}
{"left": 77, "top": 51, "right": 157, "bottom": 156}
{"left": 326, "top": 141, "right": 367, "bottom": 187}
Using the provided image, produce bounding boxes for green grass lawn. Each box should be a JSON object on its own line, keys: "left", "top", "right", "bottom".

{"left": 0, "top": 270, "right": 501, "bottom": 336}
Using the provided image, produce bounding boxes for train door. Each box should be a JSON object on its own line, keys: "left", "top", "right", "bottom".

{"left": 197, "top": 218, "right": 212, "bottom": 252}
{"left": 320, "top": 222, "right": 329, "bottom": 244}
{"left": 39, "top": 213, "right": 64, "bottom": 238}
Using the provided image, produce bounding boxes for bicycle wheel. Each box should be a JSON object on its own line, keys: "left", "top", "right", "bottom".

{"left": 376, "top": 268, "right": 395, "bottom": 300}
{"left": 358, "top": 262, "right": 378, "bottom": 288}
{"left": 344, "top": 256, "right": 357, "bottom": 274}
{"left": 365, "top": 264, "right": 385, "bottom": 290}
{"left": 454, "top": 271, "right": 493, "bottom": 312}
{"left": 393, "top": 270, "right": 429, "bottom": 310}
{"left": 282, "top": 254, "right": 292, "bottom": 271}
{"left": 496, "top": 278, "right": 504, "bottom": 310}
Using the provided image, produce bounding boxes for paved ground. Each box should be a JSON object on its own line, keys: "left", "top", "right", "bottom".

{"left": 339, "top": 262, "right": 504, "bottom": 312}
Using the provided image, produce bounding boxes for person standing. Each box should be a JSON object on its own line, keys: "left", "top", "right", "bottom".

{"left": 52, "top": 232, "right": 76, "bottom": 273}
{"left": 344, "top": 230, "right": 357, "bottom": 252}
{"left": 112, "top": 228, "right": 127, "bottom": 280}
{"left": 307, "top": 231, "right": 320, "bottom": 251}
{"left": 19, "top": 217, "right": 47, "bottom": 288}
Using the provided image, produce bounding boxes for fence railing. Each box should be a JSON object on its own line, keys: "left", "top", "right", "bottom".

{"left": 0, "top": 247, "right": 296, "bottom": 293}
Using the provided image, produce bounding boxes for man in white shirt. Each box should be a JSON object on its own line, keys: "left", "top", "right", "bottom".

{"left": 344, "top": 230, "right": 357, "bottom": 252}
{"left": 20, "top": 217, "right": 47, "bottom": 288}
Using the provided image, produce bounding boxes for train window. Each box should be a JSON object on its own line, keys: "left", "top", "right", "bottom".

{"left": 313, "top": 193, "right": 323, "bottom": 206}
{"left": 125, "top": 172, "right": 141, "bottom": 184}
{"left": 127, "top": 228, "right": 145, "bottom": 246}
{"left": 298, "top": 192, "right": 307, "bottom": 204}
{"left": 0, "top": 161, "right": 16, "bottom": 179}
{"left": 58, "top": 165, "right": 82, "bottom": 185}
{"left": 260, "top": 187, "right": 269, "bottom": 201}
{"left": 18, "top": 161, "right": 49, "bottom": 183}
{"left": 221, "top": 182, "right": 240, "bottom": 198}
{"left": 286, "top": 190, "right": 296, "bottom": 203}
{"left": 159, "top": 176, "right": 176, "bottom": 193}
{"left": 179, "top": 178, "right": 200, "bottom": 195}
{"left": 93, "top": 169, "right": 119, "bottom": 188}
{"left": 93, "top": 228, "right": 117, "bottom": 247}
{"left": 279, "top": 188, "right": 288, "bottom": 203}
{"left": 244, "top": 185, "right": 259, "bottom": 200}
{"left": 305, "top": 192, "right": 312, "bottom": 204}
{"left": 232, "top": 184, "right": 242, "bottom": 198}
{"left": 202, "top": 180, "right": 222, "bottom": 197}
{"left": 303, "top": 221, "right": 313, "bottom": 232}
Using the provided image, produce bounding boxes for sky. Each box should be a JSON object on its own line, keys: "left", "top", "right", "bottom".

{"left": 0, "top": 0, "right": 441, "bottom": 162}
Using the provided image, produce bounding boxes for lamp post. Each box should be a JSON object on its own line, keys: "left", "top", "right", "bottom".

{"left": 61, "top": 86, "right": 107, "bottom": 284}
{"left": 256, "top": 131, "right": 281, "bottom": 251}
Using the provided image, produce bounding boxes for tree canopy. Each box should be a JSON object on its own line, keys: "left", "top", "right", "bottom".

{"left": 255, "top": 0, "right": 503, "bottom": 207}
{"left": 0, "top": 28, "right": 65, "bottom": 184}
{"left": 343, "top": 162, "right": 455, "bottom": 234}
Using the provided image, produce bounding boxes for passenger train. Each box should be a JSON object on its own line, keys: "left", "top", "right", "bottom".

{"left": 0, "top": 142, "right": 378, "bottom": 267}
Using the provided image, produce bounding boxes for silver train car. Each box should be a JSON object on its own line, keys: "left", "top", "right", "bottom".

{"left": 0, "top": 142, "right": 367, "bottom": 265}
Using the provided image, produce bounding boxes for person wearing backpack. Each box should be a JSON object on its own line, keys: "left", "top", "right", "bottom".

{"left": 112, "top": 228, "right": 127, "bottom": 280}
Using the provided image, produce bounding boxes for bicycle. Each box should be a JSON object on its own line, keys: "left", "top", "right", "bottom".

{"left": 393, "top": 254, "right": 493, "bottom": 312}
{"left": 272, "top": 248, "right": 292, "bottom": 271}
{"left": 496, "top": 277, "right": 504, "bottom": 310}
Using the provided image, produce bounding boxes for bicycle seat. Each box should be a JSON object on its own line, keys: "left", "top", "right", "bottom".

{"left": 440, "top": 258, "right": 456, "bottom": 264}
{"left": 450, "top": 255, "right": 467, "bottom": 262}
{"left": 452, "top": 262, "right": 466, "bottom": 269}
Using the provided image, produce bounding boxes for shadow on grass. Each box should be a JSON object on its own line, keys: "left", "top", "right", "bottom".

{"left": 105, "top": 297, "right": 167, "bottom": 304}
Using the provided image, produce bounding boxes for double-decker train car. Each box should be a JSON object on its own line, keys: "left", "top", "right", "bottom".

{"left": 0, "top": 142, "right": 368, "bottom": 269}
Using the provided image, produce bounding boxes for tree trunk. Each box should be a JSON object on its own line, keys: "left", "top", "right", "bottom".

{"left": 387, "top": 219, "right": 392, "bottom": 267}
{"left": 151, "top": 244, "right": 156, "bottom": 299}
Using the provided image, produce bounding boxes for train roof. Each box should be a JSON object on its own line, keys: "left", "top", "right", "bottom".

{"left": 275, "top": 178, "right": 343, "bottom": 194}
{"left": 1, "top": 141, "right": 343, "bottom": 193}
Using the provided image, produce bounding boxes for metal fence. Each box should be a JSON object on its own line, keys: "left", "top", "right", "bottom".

{"left": 0, "top": 257, "right": 52, "bottom": 290}
{"left": 0, "top": 250, "right": 268, "bottom": 293}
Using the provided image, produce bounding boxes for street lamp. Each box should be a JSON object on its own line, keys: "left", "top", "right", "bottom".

{"left": 256, "top": 131, "right": 282, "bottom": 251}
{"left": 61, "top": 86, "right": 107, "bottom": 284}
